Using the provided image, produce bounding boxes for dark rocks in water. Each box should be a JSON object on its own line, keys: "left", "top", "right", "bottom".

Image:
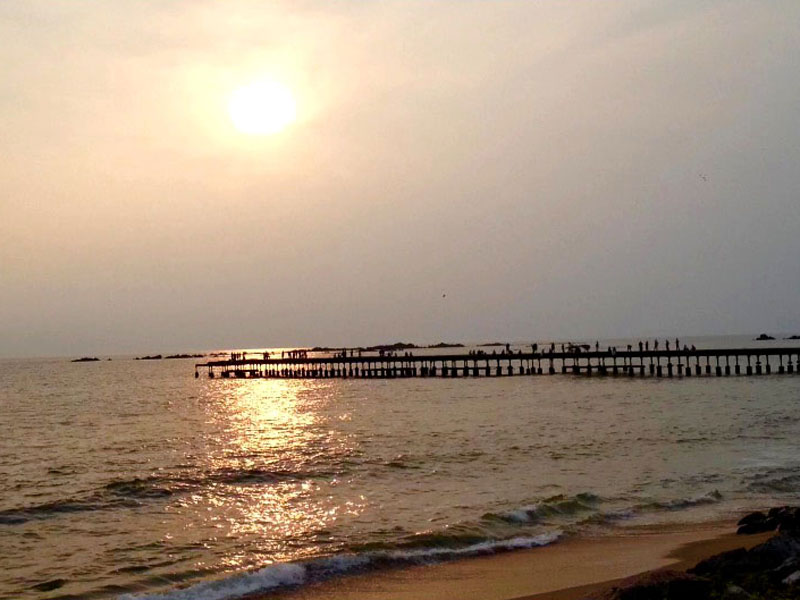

{"left": 313, "top": 342, "right": 420, "bottom": 352}
{"left": 365, "top": 342, "right": 419, "bottom": 352}
{"left": 754, "top": 333, "right": 775, "bottom": 340}
{"left": 426, "top": 342, "right": 465, "bottom": 348}
{"left": 135, "top": 354, "right": 162, "bottom": 360}
{"left": 480, "top": 342, "right": 506, "bottom": 347}
{"left": 785, "top": 335, "right": 800, "bottom": 340}
{"left": 164, "top": 353, "right": 204, "bottom": 359}
{"left": 737, "top": 507, "right": 800, "bottom": 535}
{"left": 590, "top": 570, "right": 712, "bottom": 600}
{"left": 71, "top": 357, "right": 100, "bottom": 362}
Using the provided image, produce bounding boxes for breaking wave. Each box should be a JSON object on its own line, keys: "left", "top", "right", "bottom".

{"left": 119, "top": 532, "right": 560, "bottom": 600}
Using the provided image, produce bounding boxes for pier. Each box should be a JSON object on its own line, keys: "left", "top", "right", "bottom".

{"left": 195, "top": 347, "right": 800, "bottom": 380}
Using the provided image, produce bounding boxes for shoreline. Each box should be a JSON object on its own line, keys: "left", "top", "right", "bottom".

{"left": 256, "top": 520, "right": 773, "bottom": 600}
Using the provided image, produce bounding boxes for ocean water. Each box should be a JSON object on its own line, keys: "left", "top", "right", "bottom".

{"left": 2, "top": 335, "right": 800, "bottom": 600}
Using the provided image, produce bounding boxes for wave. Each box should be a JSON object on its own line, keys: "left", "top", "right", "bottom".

{"left": 115, "top": 488, "right": 734, "bottom": 600}
{"left": 746, "top": 467, "right": 800, "bottom": 494}
{"left": 0, "top": 496, "right": 134, "bottom": 525}
{"left": 482, "top": 492, "right": 601, "bottom": 524}
{"left": 635, "top": 490, "right": 723, "bottom": 512}
{"left": 119, "top": 532, "right": 560, "bottom": 600}
{"left": 0, "top": 467, "right": 335, "bottom": 526}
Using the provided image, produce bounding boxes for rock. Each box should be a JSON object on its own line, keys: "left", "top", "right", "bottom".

{"left": 772, "top": 556, "right": 800, "bottom": 581}
{"left": 737, "top": 519, "right": 778, "bottom": 535}
{"left": 754, "top": 333, "right": 775, "bottom": 340}
{"left": 783, "top": 570, "right": 800, "bottom": 585}
{"left": 736, "top": 507, "right": 800, "bottom": 535}
{"left": 738, "top": 511, "right": 767, "bottom": 527}
{"left": 587, "top": 570, "right": 712, "bottom": 600}
{"left": 748, "top": 533, "right": 800, "bottom": 570}
{"left": 690, "top": 548, "right": 750, "bottom": 578}
{"left": 720, "top": 584, "right": 752, "bottom": 599}
{"left": 767, "top": 507, "right": 788, "bottom": 519}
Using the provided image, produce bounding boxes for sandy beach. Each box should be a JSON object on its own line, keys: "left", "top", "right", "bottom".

{"left": 261, "top": 521, "right": 773, "bottom": 600}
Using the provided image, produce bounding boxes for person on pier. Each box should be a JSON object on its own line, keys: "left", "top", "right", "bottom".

{"left": 639, "top": 341, "right": 644, "bottom": 352}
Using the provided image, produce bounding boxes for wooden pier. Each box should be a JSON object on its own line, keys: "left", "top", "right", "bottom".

{"left": 195, "top": 347, "right": 800, "bottom": 380}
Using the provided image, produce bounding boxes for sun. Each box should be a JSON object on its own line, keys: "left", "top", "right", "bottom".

{"left": 228, "top": 80, "right": 297, "bottom": 135}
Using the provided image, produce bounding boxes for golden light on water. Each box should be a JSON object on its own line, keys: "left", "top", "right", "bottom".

{"left": 195, "top": 379, "right": 363, "bottom": 568}
{"left": 228, "top": 80, "right": 297, "bottom": 135}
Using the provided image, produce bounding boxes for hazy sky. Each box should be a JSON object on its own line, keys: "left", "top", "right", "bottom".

{"left": 1, "top": 1, "right": 799, "bottom": 357}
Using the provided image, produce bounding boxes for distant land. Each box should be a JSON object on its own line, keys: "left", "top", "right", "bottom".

{"left": 135, "top": 353, "right": 205, "bottom": 360}
{"left": 310, "top": 342, "right": 464, "bottom": 352}
{"left": 71, "top": 357, "right": 100, "bottom": 363}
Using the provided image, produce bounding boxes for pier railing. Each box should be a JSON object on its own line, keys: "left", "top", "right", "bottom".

{"left": 195, "top": 347, "right": 800, "bottom": 379}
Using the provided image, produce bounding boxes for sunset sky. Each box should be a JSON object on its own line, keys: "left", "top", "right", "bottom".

{"left": 1, "top": 1, "right": 799, "bottom": 357}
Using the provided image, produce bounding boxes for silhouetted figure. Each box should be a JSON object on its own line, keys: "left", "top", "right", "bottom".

{"left": 627, "top": 344, "right": 632, "bottom": 352}
{"left": 675, "top": 338, "right": 679, "bottom": 350}
{"left": 505, "top": 343, "right": 510, "bottom": 353}
{"left": 654, "top": 340, "right": 659, "bottom": 351}
{"left": 638, "top": 341, "right": 643, "bottom": 352}
{"left": 532, "top": 343, "right": 538, "bottom": 353}
{"left": 645, "top": 341, "right": 649, "bottom": 351}
{"left": 595, "top": 341, "right": 600, "bottom": 352}
{"left": 666, "top": 340, "right": 671, "bottom": 351}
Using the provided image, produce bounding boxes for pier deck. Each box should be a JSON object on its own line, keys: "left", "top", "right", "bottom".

{"left": 196, "top": 347, "right": 800, "bottom": 379}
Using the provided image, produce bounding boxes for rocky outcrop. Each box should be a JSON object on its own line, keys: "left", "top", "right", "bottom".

{"left": 590, "top": 570, "right": 711, "bottom": 600}
{"left": 584, "top": 507, "right": 800, "bottom": 600}
{"left": 736, "top": 507, "right": 800, "bottom": 535}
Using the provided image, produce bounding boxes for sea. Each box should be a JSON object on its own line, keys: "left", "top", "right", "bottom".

{"left": 2, "top": 334, "right": 800, "bottom": 600}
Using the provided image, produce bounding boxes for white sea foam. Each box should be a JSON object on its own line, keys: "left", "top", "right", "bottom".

{"left": 118, "top": 532, "right": 560, "bottom": 600}
{"left": 118, "top": 563, "right": 306, "bottom": 600}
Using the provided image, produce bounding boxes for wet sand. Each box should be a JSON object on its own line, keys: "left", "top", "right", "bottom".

{"left": 259, "top": 521, "right": 772, "bottom": 600}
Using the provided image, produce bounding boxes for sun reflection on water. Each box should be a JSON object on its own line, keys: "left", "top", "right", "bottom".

{"left": 187, "top": 378, "right": 363, "bottom": 569}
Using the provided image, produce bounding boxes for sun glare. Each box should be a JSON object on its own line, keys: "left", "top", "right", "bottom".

{"left": 228, "top": 81, "right": 297, "bottom": 135}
